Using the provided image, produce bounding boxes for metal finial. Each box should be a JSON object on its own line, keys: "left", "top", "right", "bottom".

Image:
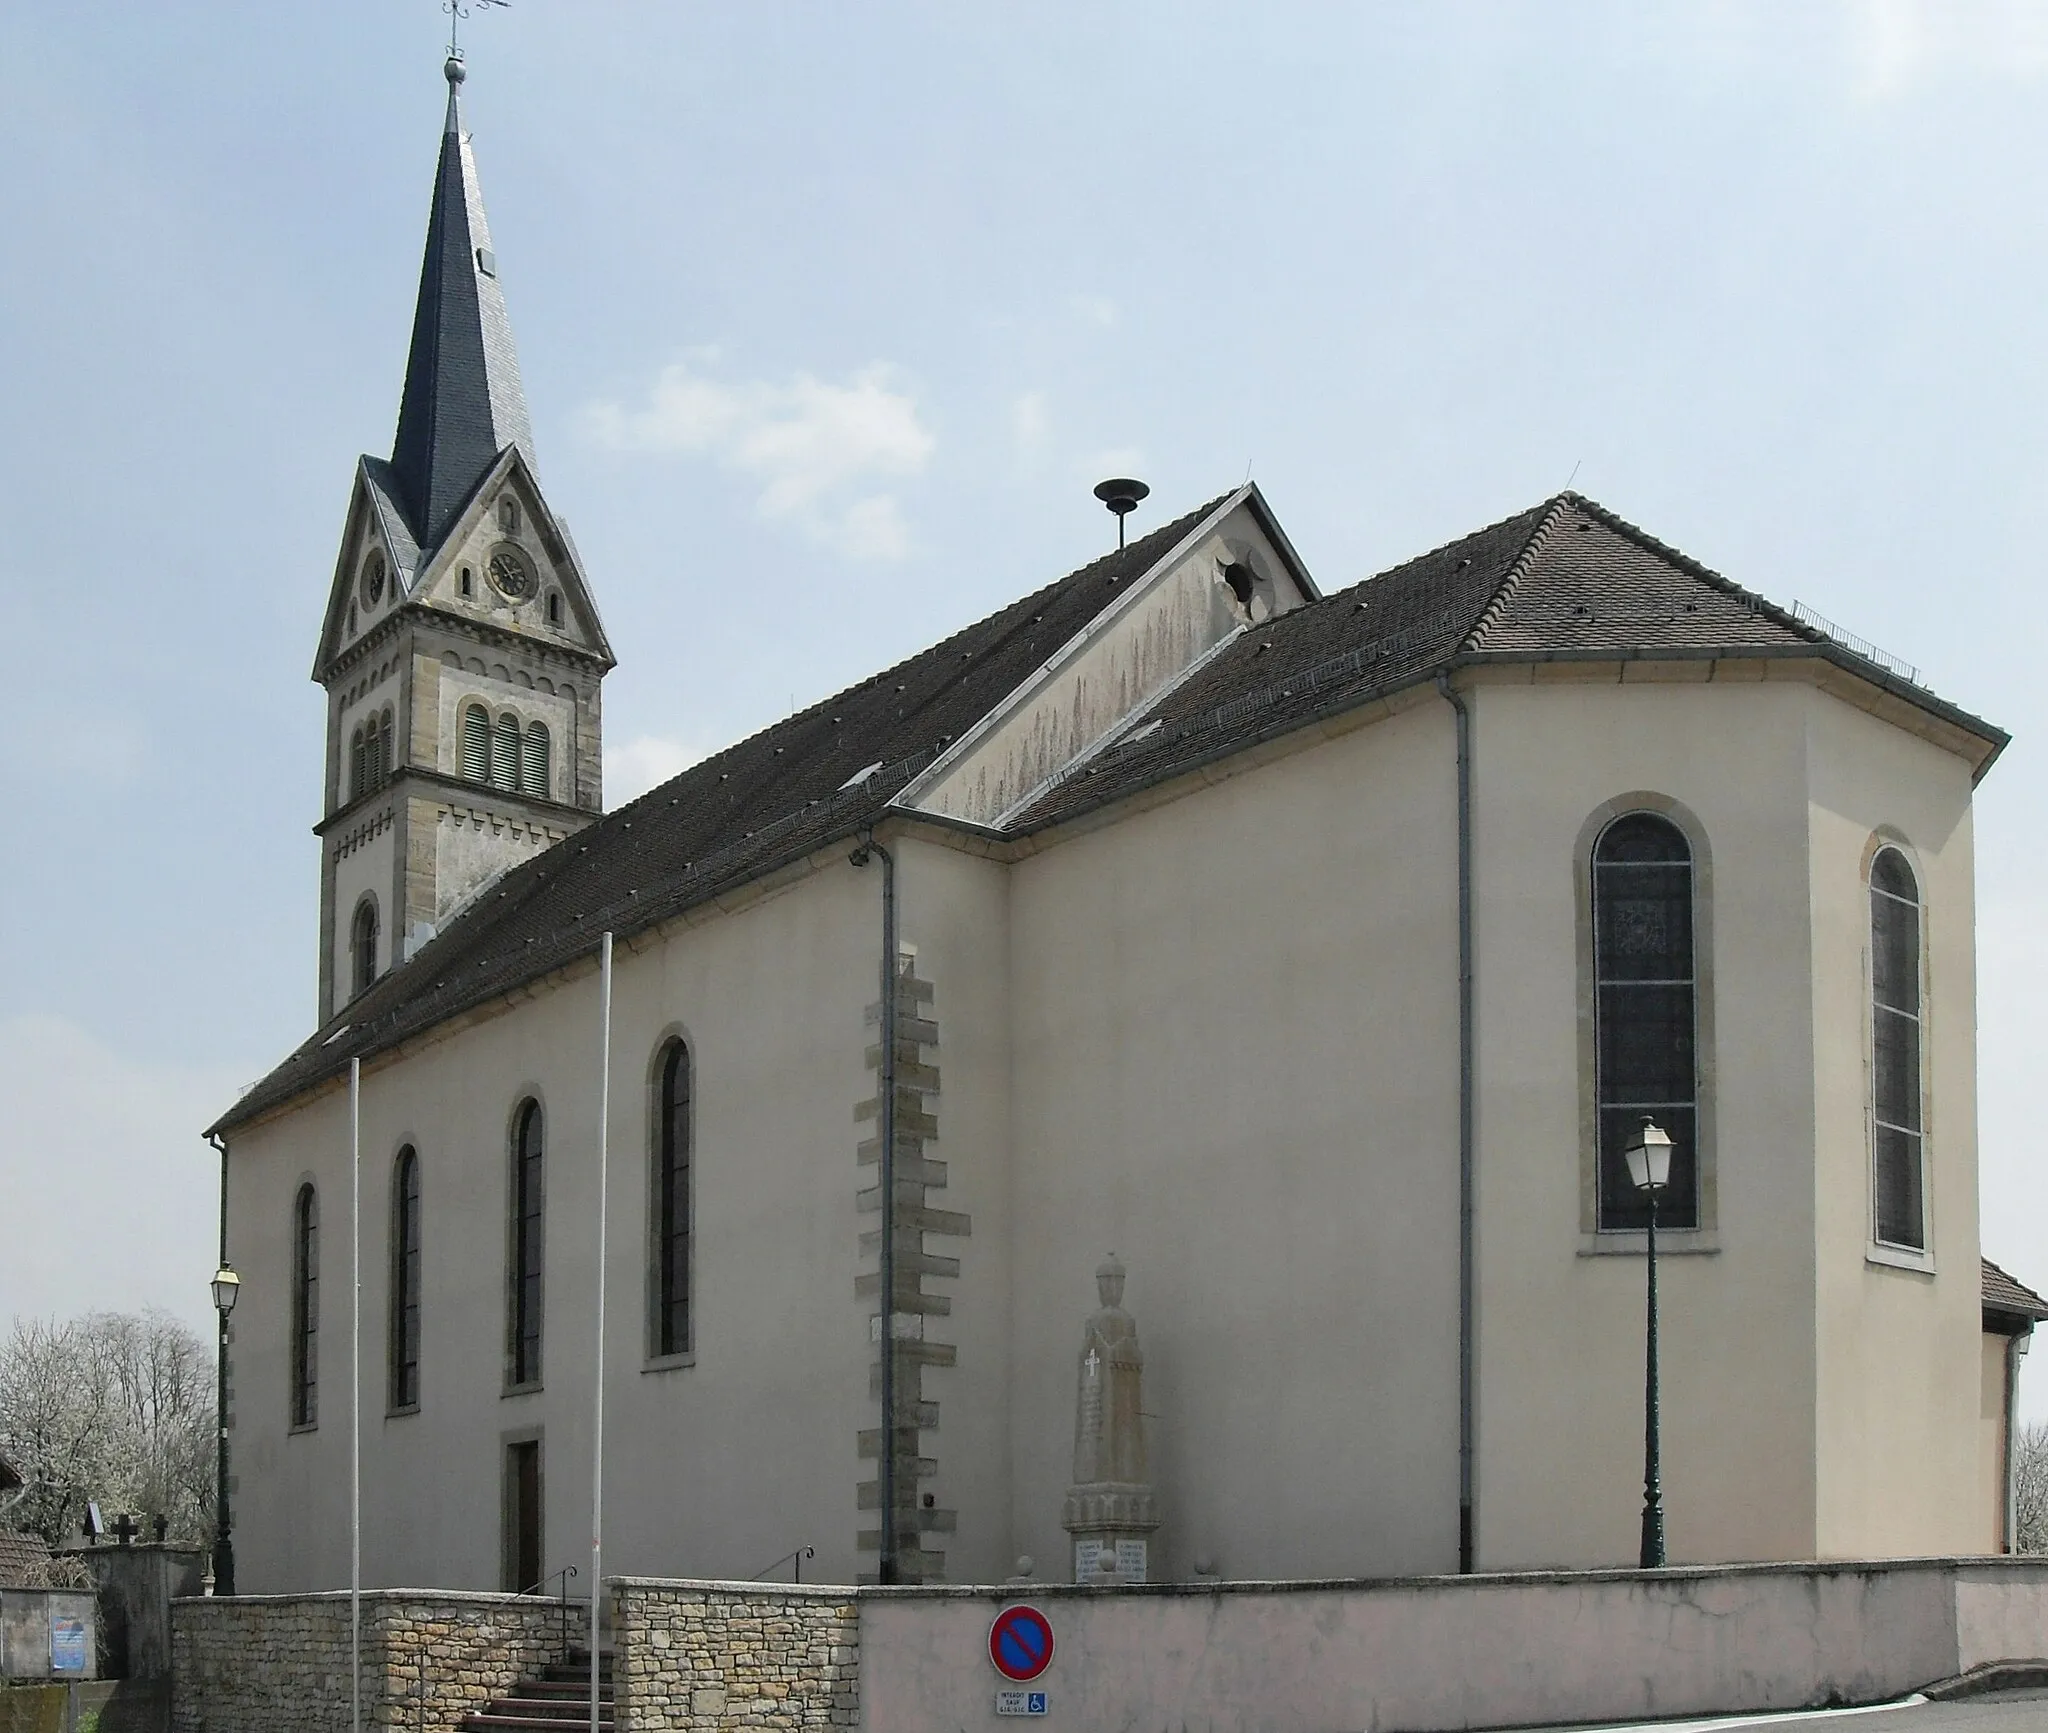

{"left": 443, "top": 0, "right": 511, "bottom": 62}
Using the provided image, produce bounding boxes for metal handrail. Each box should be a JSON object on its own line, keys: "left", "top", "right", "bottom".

{"left": 512, "top": 1563, "right": 580, "bottom": 1661}
{"left": 748, "top": 1545, "right": 815, "bottom": 1584}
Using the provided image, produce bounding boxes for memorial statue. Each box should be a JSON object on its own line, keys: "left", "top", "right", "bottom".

{"left": 1062, "top": 1255, "right": 1159, "bottom": 1583}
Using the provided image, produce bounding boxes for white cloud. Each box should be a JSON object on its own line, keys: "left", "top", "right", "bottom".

{"left": 1012, "top": 390, "right": 1050, "bottom": 457}
{"left": 581, "top": 358, "right": 934, "bottom": 558}
{"left": 605, "top": 734, "right": 707, "bottom": 807}
{"left": 0, "top": 1015, "right": 250, "bottom": 1340}
{"left": 1846, "top": 0, "right": 2048, "bottom": 99}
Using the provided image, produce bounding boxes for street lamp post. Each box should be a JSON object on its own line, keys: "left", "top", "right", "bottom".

{"left": 211, "top": 1263, "right": 240, "bottom": 1595}
{"left": 1624, "top": 1117, "right": 1673, "bottom": 1570}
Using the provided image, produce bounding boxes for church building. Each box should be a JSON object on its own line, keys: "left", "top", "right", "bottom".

{"left": 208, "top": 57, "right": 2040, "bottom": 1595}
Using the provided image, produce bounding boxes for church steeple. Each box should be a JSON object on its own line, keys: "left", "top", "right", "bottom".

{"left": 309, "top": 55, "right": 611, "bottom": 1025}
{"left": 389, "top": 55, "right": 537, "bottom": 553}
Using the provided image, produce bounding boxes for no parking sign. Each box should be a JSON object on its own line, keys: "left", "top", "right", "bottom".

{"left": 988, "top": 1602, "right": 1055, "bottom": 1682}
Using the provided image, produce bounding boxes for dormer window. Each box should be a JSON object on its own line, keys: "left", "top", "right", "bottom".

{"left": 500, "top": 498, "right": 520, "bottom": 534}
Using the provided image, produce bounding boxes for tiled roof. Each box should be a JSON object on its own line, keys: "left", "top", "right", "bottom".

{"left": 1009, "top": 492, "right": 2005, "bottom": 829}
{"left": 0, "top": 1531, "right": 53, "bottom": 1590}
{"left": 1983, "top": 1257, "right": 2048, "bottom": 1322}
{"left": 217, "top": 488, "right": 2008, "bottom": 1136}
{"left": 212, "top": 496, "right": 1235, "bottom": 1135}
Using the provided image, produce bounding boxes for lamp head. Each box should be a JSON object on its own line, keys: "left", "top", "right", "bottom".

{"left": 211, "top": 1265, "right": 241, "bottom": 1315}
{"left": 1623, "top": 1118, "right": 1674, "bottom": 1194}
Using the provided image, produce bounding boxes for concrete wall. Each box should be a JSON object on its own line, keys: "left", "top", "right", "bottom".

{"left": 853, "top": 1560, "right": 2048, "bottom": 1733}
{"left": 0, "top": 1592, "right": 97, "bottom": 1681}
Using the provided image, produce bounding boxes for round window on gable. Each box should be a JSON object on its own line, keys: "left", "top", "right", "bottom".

{"left": 360, "top": 549, "right": 387, "bottom": 608}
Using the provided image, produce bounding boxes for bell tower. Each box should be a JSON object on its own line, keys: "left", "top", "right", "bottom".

{"left": 312, "top": 55, "right": 614, "bottom": 1023}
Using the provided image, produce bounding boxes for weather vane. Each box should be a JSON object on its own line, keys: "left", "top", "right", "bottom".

{"left": 444, "top": 0, "right": 510, "bottom": 62}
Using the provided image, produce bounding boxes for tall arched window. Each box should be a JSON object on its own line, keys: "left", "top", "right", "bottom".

{"left": 352, "top": 897, "right": 379, "bottom": 997}
{"left": 500, "top": 498, "right": 520, "bottom": 533}
{"left": 461, "top": 704, "right": 492, "bottom": 781}
{"left": 522, "top": 723, "right": 551, "bottom": 799}
{"left": 377, "top": 705, "right": 395, "bottom": 784}
{"left": 389, "top": 1146, "right": 422, "bottom": 1410}
{"left": 652, "top": 1040, "right": 693, "bottom": 1358}
{"left": 349, "top": 725, "right": 367, "bottom": 802}
{"left": 509, "top": 1101, "right": 545, "bottom": 1387}
{"left": 290, "top": 1183, "right": 319, "bottom": 1427}
{"left": 493, "top": 713, "right": 521, "bottom": 790}
{"left": 1871, "top": 847, "right": 1925, "bottom": 1251}
{"left": 1593, "top": 813, "right": 1698, "bottom": 1230}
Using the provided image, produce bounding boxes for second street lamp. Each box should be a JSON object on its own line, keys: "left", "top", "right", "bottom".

{"left": 212, "top": 1263, "right": 240, "bottom": 1596}
{"left": 1624, "top": 1117, "right": 1673, "bottom": 1570}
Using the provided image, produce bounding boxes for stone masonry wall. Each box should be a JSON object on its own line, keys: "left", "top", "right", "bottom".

{"left": 612, "top": 1581, "right": 857, "bottom": 1732}
{"left": 171, "top": 1592, "right": 587, "bottom": 1733}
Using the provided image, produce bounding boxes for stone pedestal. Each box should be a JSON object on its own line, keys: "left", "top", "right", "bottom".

{"left": 1061, "top": 1256, "right": 1160, "bottom": 1583}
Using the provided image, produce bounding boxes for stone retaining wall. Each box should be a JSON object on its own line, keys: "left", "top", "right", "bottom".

{"left": 171, "top": 1592, "right": 586, "bottom": 1733}
{"left": 612, "top": 1581, "right": 857, "bottom": 1732}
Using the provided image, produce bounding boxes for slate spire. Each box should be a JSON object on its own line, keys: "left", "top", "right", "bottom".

{"left": 389, "top": 56, "right": 537, "bottom": 553}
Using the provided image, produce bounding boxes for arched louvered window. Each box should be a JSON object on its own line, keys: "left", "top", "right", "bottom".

{"left": 652, "top": 1040, "right": 693, "bottom": 1358}
{"left": 1871, "top": 847, "right": 1926, "bottom": 1250}
{"left": 352, "top": 897, "right": 379, "bottom": 998}
{"left": 522, "top": 723, "right": 551, "bottom": 799}
{"left": 389, "top": 1146, "right": 422, "bottom": 1410}
{"left": 290, "top": 1183, "right": 319, "bottom": 1427}
{"left": 509, "top": 1101, "right": 545, "bottom": 1387}
{"left": 1593, "top": 813, "right": 1698, "bottom": 1230}
{"left": 349, "top": 725, "right": 366, "bottom": 802}
{"left": 493, "top": 713, "right": 521, "bottom": 790}
{"left": 461, "top": 704, "right": 492, "bottom": 781}
{"left": 378, "top": 706, "right": 395, "bottom": 785}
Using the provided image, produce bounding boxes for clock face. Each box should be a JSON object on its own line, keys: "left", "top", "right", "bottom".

{"left": 360, "top": 550, "right": 386, "bottom": 607}
{"left": 487, "top": 546, "right": 534, "bottom": 601}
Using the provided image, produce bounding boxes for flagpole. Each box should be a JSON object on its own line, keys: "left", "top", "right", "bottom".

{"left": 591, "top": 934, "right": 614, "bottom": 1733}
{"left": 350, "top": 1055, "right": 362, "bottom": 1733}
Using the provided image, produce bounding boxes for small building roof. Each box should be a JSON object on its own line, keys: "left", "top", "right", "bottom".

{"left": 0, "top": 1531, "right": 53, "bottom": 1590}
{"left": 1983, "top": 1257, "right": 2048, "bottom": 1332}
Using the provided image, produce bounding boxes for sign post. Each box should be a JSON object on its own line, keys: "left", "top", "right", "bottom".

{"left": 988, "top": 1604, "right": 1053, "bottom": 1717}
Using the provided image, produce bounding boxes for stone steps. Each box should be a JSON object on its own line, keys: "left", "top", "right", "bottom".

{"left": 461, "top": 1655, "right": 613, "bottom": 1733}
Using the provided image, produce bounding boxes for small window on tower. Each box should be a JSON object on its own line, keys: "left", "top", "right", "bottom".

{"left": 461, "top": 704, "right": 492, "bottom": 782}
{"left": 493, "top": 712, "right": 520, "bottom": 790}
{"left": 500, "top": 499, "right": 519, "bottom": 534}
{"left": 352, "top": 896, "right": 380, "bottom": 998}
{"left": 460, "top": 567, "right": 474, "bottom": 598}
{"left": 547, "top": 591, "right": 563, "bottom": 627}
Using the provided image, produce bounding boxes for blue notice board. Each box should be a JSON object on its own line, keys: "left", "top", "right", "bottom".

{"left": 51, "top": 1613, "right": 90, "bottom": 1674}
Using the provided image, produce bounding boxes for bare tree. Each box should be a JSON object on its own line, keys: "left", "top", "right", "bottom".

{"left": 2012, "top": 1419, "right": 2048, "bottom": 1555}
{"left": 0, "top": 1310, "right": 214, "bottom": 1548}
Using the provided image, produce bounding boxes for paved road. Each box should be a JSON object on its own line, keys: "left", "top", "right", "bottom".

{"left": 1499, "top": 1690, "right": 2048, "bottom": 1732}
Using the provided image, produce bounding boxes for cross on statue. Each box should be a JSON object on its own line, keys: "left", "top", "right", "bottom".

{"left": 111, "top": 1513, "right": 140, "bottom": 1547}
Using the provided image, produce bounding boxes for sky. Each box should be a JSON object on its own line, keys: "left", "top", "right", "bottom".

{"left": 3, "top": 1, "right": 2047, "bottom": 1413}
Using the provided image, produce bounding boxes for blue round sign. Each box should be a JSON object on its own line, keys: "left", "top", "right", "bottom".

{"left": 988, "top": 1603, "right": 1055, "bottom": 1682}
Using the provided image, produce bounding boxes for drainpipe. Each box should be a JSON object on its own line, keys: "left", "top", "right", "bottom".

{"left": 207, "top": 1131, "right": 235, "bottom": 1596}
{"left": 850, "top": 833, "right": 900, "bottom": 1584}
{"left": 2006, "top": 1328, "right": 2032, "bottom": 1551}
{"left": 1435, "top": 671, "right": 1476, "bottom": 1574}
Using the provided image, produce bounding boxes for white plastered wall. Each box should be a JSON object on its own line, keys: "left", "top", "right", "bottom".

{"left": 1004, "top": 696, "right": 1465, "bottom": 1581}
{"left": 1470, "top": 669, "right": 1823, "bottom": 1570}
{"left": 1806, "top": 691, "right": 1984, "bottom": 1557}
{"left": 228, "top": 860, "right": 892, "bottom": 1594}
